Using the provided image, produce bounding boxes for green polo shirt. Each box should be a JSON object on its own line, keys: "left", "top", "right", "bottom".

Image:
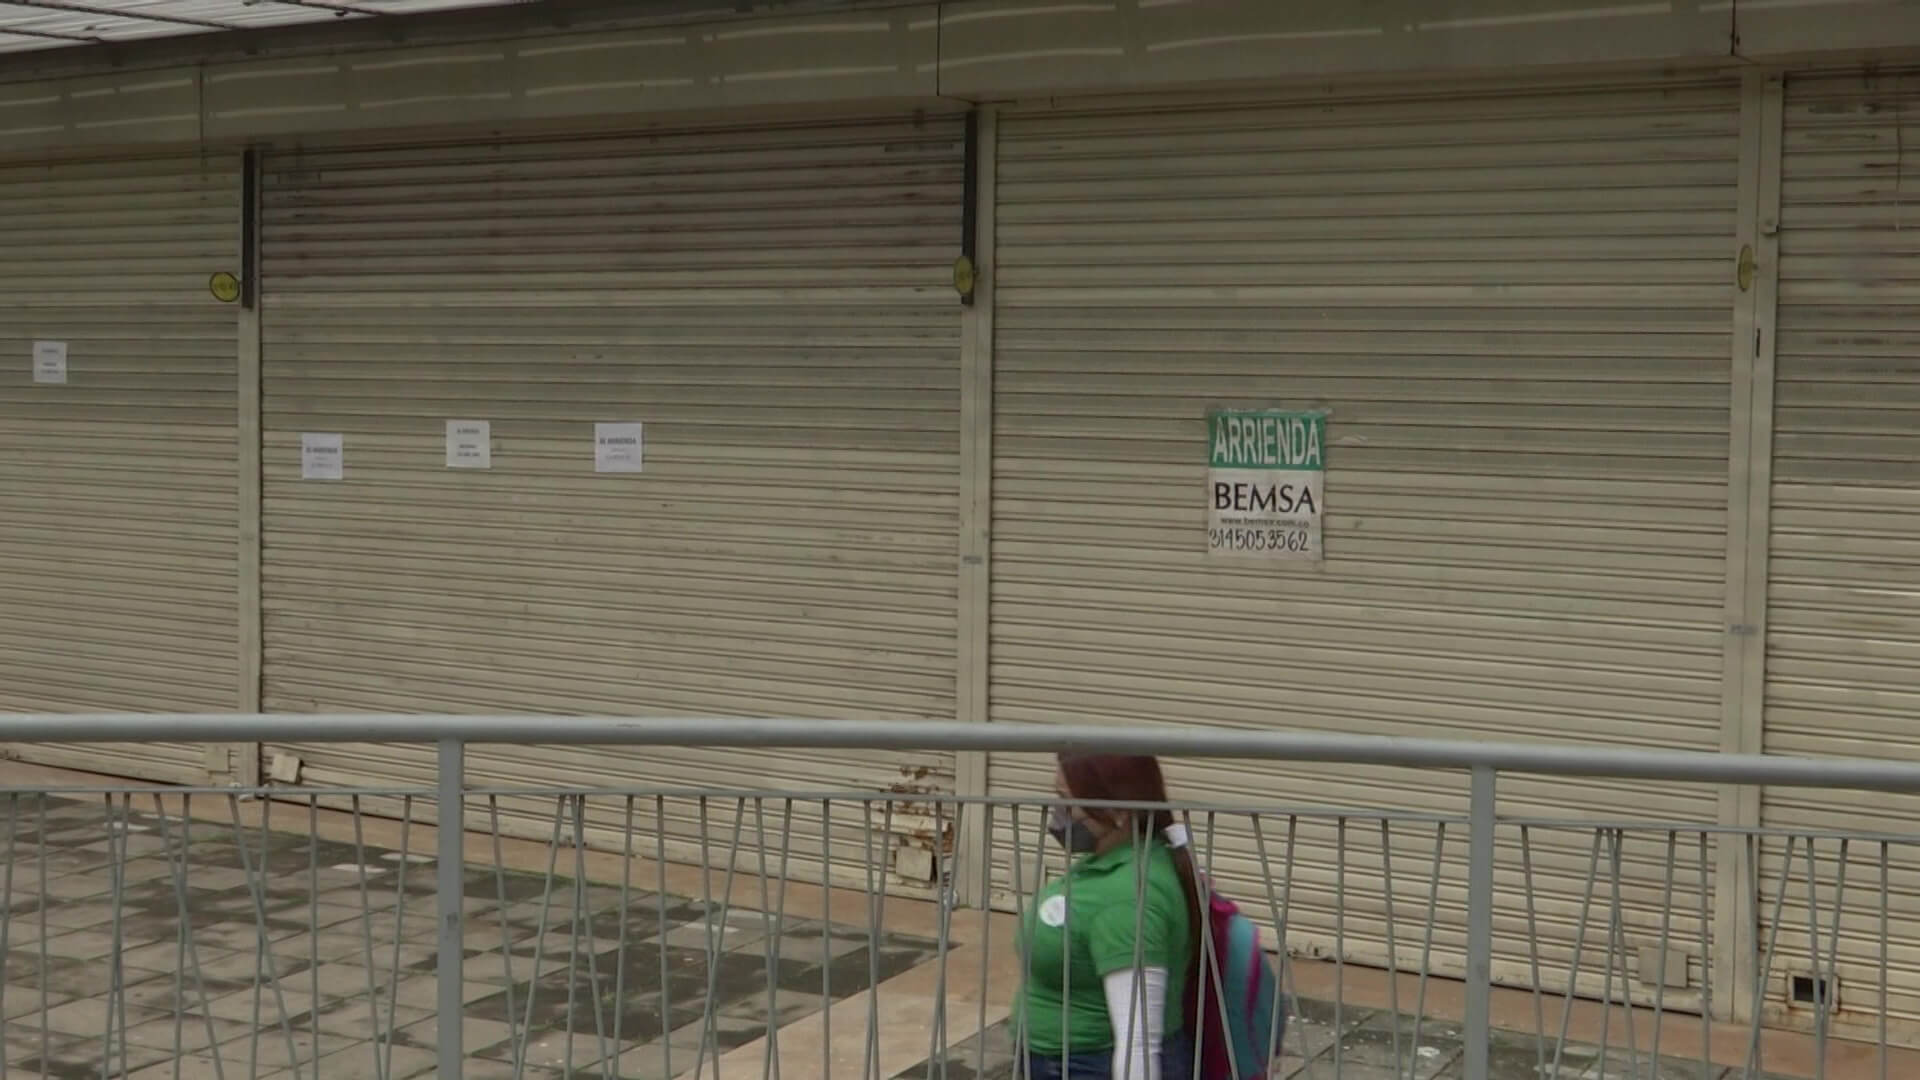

{"left": 1017, "top": 839, "right": 1192, "bottom": 1056}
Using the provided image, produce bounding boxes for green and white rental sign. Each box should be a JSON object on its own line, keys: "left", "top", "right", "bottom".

{"left": 1207, "top": 410, "right": 1326, "bottom": 560}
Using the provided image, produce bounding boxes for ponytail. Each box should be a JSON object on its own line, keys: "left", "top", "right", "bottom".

{"left": 1154, "top": 810, "right": 1208, "bottom": 1034}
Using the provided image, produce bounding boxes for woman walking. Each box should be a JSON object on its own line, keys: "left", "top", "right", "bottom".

{"left": 1019, "top": 753, "right": 1206, "bottom": 1080}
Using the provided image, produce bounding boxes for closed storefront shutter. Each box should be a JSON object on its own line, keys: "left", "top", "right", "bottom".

{"left": 258, "top": 115, "right": 964, "bottom": 890}
{"left": 987, "top": 79, "right": 1740, "bottom": 1000}
{"left": 1761, "top": 70, "right": 1920, "bottom": 1031}
{"left": 0, "top": 153, "right": 240, "bottom": 784}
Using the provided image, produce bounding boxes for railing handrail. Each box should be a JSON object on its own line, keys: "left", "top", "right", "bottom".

{"left": 4, "top": 713, "right": 1919, "bottom": 791}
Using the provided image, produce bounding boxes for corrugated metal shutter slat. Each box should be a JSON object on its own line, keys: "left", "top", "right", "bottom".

{"left": 1761, "top": 69, "right": 1920, "bottom": 1031}
{"left": 0, "top": 153, "right": 240, "bottom": 784}
{"left": 988, "top": 80, "right": 1739, "bottom": 1005}
{"left": 259, "top": 116, "right": 965, "bottom": 894}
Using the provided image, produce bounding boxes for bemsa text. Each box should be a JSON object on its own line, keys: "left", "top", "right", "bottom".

{"left": 1210, "top": 412, "right": 1323, "bottom": 515}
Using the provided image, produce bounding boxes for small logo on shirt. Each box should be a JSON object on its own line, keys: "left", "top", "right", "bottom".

{"left": 1039, "top": 895, "right": 1068, "bottom": 928}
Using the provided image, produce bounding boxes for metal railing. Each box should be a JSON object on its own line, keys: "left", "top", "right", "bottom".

{"left": 3, "top": 714, "right": 1918, "bottom": 1080}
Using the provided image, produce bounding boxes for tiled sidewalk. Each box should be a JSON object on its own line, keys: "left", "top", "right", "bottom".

{"left": 1, "top": 796, "right": 940, "bottom": 1080}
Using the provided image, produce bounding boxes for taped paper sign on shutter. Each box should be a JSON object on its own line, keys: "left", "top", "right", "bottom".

{"left": 446, "top": 420, "right": 491, "bottom": 469}
{"left": 31, "top": 340, "right": 66, "bottom": 384}
{"left": 1206, "top": 410, "right": 1326, "bottom": 560}
{"left": 301, "top": 433, "right": 344, "bottom": 481}
{"left": 594, "top": 422, "right": 644, "bottom": 473}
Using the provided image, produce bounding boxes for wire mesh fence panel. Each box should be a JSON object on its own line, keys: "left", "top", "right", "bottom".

{"left": 2, "top": 781, "right": 1911, "bottom": 1080}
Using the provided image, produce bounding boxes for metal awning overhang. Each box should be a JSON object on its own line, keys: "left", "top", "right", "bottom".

{"left": 0, "top": 0, "right": 529, "bottom": 54}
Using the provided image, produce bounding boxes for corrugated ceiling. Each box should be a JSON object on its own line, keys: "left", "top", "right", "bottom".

{"left": 0, "top": 0, "right": 528, "bottom": 54}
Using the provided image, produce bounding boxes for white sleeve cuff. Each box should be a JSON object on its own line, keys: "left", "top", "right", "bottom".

{"left": 1102, "top": 967, "right": 1168, "bottom": 1080}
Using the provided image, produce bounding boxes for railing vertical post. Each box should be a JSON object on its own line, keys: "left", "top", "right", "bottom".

{"left": 437, "top": 738, "right": 466, "bottom": 1078}
{"left": 1464, "top": 765, "right": 1496, "bottom": 1080}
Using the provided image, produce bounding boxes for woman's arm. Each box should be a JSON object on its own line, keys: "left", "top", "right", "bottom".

{"left": 1102, "top": 966, "right": 1168, "bottom": 1080}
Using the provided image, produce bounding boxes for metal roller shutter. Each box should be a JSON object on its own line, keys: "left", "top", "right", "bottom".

{"left": 258, "top": 114, "right": 964, "bottom": 891}
{"left": 987, "top": 79, "right": 1740, "bottom": 1003}
{"left": 0, "top": 152, "right": 240, "bottom": 784}
{"left": 1760, "top": 70, "right": 1920, "bottom": 1034}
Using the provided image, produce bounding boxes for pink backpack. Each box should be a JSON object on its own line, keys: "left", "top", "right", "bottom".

{"left": 1186, "top": 891, "right": 1283, "bottom": 1080}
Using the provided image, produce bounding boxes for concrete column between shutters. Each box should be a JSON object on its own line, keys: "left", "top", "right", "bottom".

{"left": 955, "top": 107, "right": 999, "bottom": 910}
{"left": 1714, "top": 68, "right": 1784, "bottom": 1025}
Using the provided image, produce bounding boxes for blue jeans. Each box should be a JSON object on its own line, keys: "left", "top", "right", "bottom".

{"left": 1025, "top": 1032, "right": 1194, "bottom": 1080}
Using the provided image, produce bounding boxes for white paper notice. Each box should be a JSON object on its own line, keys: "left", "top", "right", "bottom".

{"left": 31, "top": 341, "right": 67, "bottom": 385}
{"left": 594, "top": 422, "right": 644, "bottom": 473}
{"left": 301, "top": 433, "right": 344, "bottom": 481}
{"left": 446, "top": 420, "right": 492, "bottom": 469}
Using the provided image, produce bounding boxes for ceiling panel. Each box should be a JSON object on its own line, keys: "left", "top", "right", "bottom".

{"left": 0, "top": 0, "right": 530, "bottom": 54}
